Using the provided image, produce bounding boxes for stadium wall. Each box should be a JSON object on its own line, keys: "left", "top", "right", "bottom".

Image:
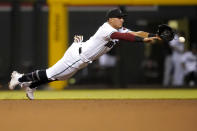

{"left": 0, "top": 2, "right": 197, "bottom": 88}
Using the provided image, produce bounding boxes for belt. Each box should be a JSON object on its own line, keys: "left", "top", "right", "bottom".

{"left": 79, "top": 47, "right": 82, "bottom": 54}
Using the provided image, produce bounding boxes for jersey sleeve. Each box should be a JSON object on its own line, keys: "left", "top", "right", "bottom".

{"left": 110, "top": 32, "right": 144, "bottom": 42}
{"left": 100, "top": 23, "right": 118, "bottom": 40}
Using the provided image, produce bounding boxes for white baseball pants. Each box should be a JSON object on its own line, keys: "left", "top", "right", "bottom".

{"left": 46, "top": 42, "right": 88, "bottom": 80}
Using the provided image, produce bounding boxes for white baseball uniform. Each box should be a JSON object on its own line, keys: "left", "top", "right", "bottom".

{"left": 46, "top": 22, "right": 131, "bottom": 80}
{"left": 169, "top": 35, "right": 185, "bottom": 86}
{"left": 181, "top": 51, "right": 197, "bottom": 75}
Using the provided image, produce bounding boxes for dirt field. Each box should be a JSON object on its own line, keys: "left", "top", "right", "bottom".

{"left": 0, "top": 100, "right": 197, "bottom": 131}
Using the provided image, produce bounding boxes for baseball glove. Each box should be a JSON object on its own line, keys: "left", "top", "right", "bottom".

{"left": 157, "top": 24, "right": 175, "bottom": 42}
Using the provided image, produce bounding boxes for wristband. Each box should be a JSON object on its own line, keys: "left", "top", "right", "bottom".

{"left": 148, "top": 33, "right": 156, "bottom": 37}
{"left": 134, "top": 36, "right": 144, "bottom": 42}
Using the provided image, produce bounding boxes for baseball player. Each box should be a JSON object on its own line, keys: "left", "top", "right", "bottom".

{"left": 9, "top": 8, "right": 161, "bottom": 100}
{"left": 170, "top": 34, "right": 185, "bottom": 86}
{"left": 181, "top": 44, "right": 197, "bottom": 86}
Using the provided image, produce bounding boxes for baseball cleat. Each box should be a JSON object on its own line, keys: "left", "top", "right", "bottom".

{"left": 25, "top": 87, "right": 36, "bottom": 100}
{"left": 9, "top": 71, "right": 23, "bottom": 90}
{"left": 20, "top": 82, "right": 32, "bottom": 89}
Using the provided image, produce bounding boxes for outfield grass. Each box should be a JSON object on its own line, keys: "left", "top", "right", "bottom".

{"left": 0, "top": 88, "right": 197, "bottom": 100}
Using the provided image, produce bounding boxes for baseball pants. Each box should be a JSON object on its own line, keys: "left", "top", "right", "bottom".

{"left": 46, "top": 42, "right": 89, "bottom": 81}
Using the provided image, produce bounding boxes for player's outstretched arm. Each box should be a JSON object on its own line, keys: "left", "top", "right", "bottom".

{"left": 110, "top": 32, "right": 161, "bottom": 44}
{"left": 129, "top": 24, "right": 175, "bottom": 43}
{"left": 129, "top": 31, "right": 151, "bottom": 38}
{"left": 129, "top": 31, "right": 162, "bottom": 43}
{"left": 143, "top": 37, "right": 161, "bottom": 44}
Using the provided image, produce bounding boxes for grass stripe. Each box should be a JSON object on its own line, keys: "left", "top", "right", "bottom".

{"left": 0, "top": 89, "right": 197, "bottom": 100}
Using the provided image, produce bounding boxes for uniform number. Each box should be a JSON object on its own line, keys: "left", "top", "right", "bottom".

{"left": 104, "top": 41, "right": 115, "bottom": 48}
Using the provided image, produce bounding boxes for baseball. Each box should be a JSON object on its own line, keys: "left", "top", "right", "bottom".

{"left": 179, "top": 37, "right": 185, "bottom": 43}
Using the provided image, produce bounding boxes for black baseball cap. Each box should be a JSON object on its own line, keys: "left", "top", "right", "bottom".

{"left": 106, "top": 8, "right": 127, "bottom": 19}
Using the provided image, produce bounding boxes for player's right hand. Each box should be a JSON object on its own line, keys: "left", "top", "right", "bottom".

{"left": 74, "top": 35, "right": 83, "bottom": 43}
{"left": 143, "top": 37, "right": 161, "bottom": 44}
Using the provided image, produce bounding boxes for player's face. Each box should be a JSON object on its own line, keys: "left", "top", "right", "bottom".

{"left": 109, "top": 17, "right": 124, "bottom": 29}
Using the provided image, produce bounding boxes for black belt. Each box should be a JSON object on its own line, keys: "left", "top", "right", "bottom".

{"left": 79, "top": 47, "right": 82, "bottom": 54}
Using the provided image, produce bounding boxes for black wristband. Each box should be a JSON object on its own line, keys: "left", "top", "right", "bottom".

{"left": 148, "top": 33, "right": 156, "bottom": 37}
{"left": 134, "top": 36, "right": 144, "bottom": 42}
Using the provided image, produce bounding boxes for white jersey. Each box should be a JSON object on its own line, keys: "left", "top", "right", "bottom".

{"left": 46, "top": 22, "right": 131, "bottom": 80}
{"left": 80, "top": 22, "right": 131, "bottom": 62}
{"left": 170, "top": 35, "right": 184, "bottom": 57}
{"left": 181, "top": 51, "right": 197, "bottom": 74}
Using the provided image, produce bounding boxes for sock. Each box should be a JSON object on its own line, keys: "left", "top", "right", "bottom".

{"left": 19, "top": 70, "right": 48, "bottom": 82}
{"left": 29, "top": 79, "right": 54, "bottom": 89}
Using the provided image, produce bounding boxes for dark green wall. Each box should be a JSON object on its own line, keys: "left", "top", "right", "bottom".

{"left": 0, "top": 3, "right": 197, "bottom": 88}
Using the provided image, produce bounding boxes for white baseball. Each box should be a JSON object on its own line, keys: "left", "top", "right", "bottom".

{"left": 179, "top": 37, "right": 185, "bottom": 43}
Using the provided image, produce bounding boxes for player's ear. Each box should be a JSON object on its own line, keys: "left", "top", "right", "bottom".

{"left": 108, "top": 18, "right": 111, "bottom": 22}
{"left": 108, "top": 18, "right": 113, "bottom": 23}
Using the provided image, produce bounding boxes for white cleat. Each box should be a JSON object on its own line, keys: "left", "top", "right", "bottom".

{"left": 21, "top": 82, "right": 32, "bottom": 89}
{"left": 9, "top": 71, "right": 23, "bottom": 90}
{"left": 25, "top": 87, "right": 36, "bottom": 100}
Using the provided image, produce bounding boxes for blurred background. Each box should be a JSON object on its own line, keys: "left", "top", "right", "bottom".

{"left": 0, "top": 0, "right": 197, "bottom": 90}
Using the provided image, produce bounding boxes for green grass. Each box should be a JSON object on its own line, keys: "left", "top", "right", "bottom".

{"left": 1, "top": 88, "right": 197, "bottom": 100}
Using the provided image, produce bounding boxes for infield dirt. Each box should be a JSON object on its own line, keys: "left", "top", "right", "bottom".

{"left": 0, "top": 100, "right": 197, "bottom": 131}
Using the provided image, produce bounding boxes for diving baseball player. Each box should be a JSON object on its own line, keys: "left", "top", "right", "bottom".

{"left": 9, "top": 8, "right": 163, "bottom": 100}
